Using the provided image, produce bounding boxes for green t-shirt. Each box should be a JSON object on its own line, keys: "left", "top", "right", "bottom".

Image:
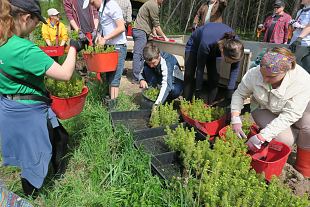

{"left": 0, "top": 35, "right": 54, "bottom": 104}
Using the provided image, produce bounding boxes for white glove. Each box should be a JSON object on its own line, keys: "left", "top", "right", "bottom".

{"left": 258, "top": 24, "right": 264, "bottom": 29}
{"left": 292, "top": 21, "right": 305, "bottom": 29}
{"left": 246, "top": 134, "right": 266, "bottom": 152}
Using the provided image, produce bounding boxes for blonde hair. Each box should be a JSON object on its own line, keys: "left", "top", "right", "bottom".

{"left": 0, "top": 0, "right": 14, "bottom": 46}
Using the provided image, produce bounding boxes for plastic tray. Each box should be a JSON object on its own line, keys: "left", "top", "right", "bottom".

{"left": 151, "top": 152, "right": 182, "bottom": 180}
{"left": 110, "top": 109, "right": 151, "bottom": 131}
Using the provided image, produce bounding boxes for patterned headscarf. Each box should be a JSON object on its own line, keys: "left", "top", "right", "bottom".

{"left": 260, "top": 51, "right": 293, "bottom": 74}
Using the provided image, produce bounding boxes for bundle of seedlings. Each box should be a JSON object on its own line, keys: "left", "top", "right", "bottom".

{"left": 45, "top": 72, "right": 84, "bottom": 98}
{"left": 180, "top": 98, "right": 225, "bottom": 122}
{"left": 149, "top": 102, "right": 179, "bottom": 128}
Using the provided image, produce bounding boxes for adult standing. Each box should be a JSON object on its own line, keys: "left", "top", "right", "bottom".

{"left": 0, "top": 0, "right": 87, "bottom": 197}
{"left": 183, "top": 23, "right": 244, "bottom": 105}
{"left": 192, "top": 0, "right": 227, "bottom": 31}
{"left": 114, "top": 0, "right": 132, "bottom": 26}
{"left": 42, "top": 8, "right": 68, "bottom": 46}
{"left": 289, "top": 0, "right": 310, "bottom": 72}
{"left": 132, "top": 0, "right": 168, "bottom": 83}
{"left": 84, "top": 0, "right": 127, "bottom": 109}
{"left": 231, "top": 47, "right": 310, "bottom": 178}
{"left": 63, "top": 0, "right": 99, "bottom": 35}
{"left": 257, "top": 0, "right": 291, "bottom": 44}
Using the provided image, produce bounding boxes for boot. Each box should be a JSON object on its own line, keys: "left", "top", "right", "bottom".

{"left": 21, "top": 177, "right": 38, "bottom": 198}
{"left": 294, "top": 147, "right": 310, "bottom": 178}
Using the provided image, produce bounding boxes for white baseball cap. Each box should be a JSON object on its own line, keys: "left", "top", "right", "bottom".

{"left": 83, "top": 0, "right": 90, "bottom": 9}
{"left": 47, "top": 8, "right": 60, "bottom": 16}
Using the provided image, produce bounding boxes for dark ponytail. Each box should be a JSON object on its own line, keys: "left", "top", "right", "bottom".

{"left": 218, "top": 32, "right": 244, "bottom": 61}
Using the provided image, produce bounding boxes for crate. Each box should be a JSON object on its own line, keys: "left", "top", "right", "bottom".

{"left": 151, "top": 152, "right": 182, "bottom": 180}
{"left": 110, "top": 109, "right": 151, "bottom": 131}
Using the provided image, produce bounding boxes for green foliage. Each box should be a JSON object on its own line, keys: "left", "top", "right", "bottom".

{"left": 242, "top": 112, "right": 253, "bottom": 135}
{"left": 45, "top": 72, "right": 84, "bottom": 98}
{"left": 83, "top": 45, "right": 116, "bottom": 54}
{"left": 69, "top": 30, "right": 78, "bottom": 40}
{"left": 114, "top": 92, "right": 139, "bottom": 111}
{"left": 165, "top": 124, "right": 310, "bottom": 207}
{"left": 180, "top": 98, "right": 225, "bottom": 122}
{"left": 149, "top": 102, "right": 179, "bottom": 128}
{"left": 143, "top": 87, "right": 160, "bottom": 102}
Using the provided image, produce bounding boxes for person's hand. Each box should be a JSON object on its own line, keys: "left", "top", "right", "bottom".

{"left": 292, "top": 21, "right": 305, "bottom": 29}
{"left": 163, "top": 36, "right": 169, "bottom": 42}
{"left": 91, "top": 29, "right": 98, "bottom": 44}
{"left": 289, "top": 37, "right": 302, "bottom": 53}
{"left": 139, "top": 80, "right": 148, "bottom": 88}
{"left": 96, "top": 36, "right": 107, "bottom": 46}
{"left": 70, "top": 39, "right": 87, "bottom": 52}
{"left": 257, "top": 24, "right": 264, "bottom": 29}
{"left": 231, "top": 116, "right": 247, "bottom": 138}
{"left": 246, "top": 134, "right": 266, "bottom": 152}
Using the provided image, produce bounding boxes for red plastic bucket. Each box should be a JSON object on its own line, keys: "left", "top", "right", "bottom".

{"left": 40, "top": 46, "right": 64, "bottom": 57}
{"left": 250, "top": 140, "right": 291, "bottom": 181}
{"left": 83, "top": 52, "right": 118, "bottom": 72}
{"left": 180, "top": 109, "right": 227, "bottom": 136}
{"left": 51, "top": 86, "right": 88, "bottom": 120}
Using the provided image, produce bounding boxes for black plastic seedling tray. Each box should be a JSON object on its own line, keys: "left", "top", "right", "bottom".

{"left": 151, "top": 152, "right": 182, "bottom": 180}
{"left": 134, "top": 125, "right": 178, "bottom": 155}
{"left": 110, "top": 109, "right": 151, "bottom": 131}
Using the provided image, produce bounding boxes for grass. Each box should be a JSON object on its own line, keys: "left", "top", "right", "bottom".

{"left": 0, "top": 80, "right": 194, "bottom": 206}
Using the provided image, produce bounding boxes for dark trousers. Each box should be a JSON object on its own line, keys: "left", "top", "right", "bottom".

{"left": 132, "top": 29, "right": 148, "bottom": 81}
{"left": 183, "top": 51, "right": 197, "bottom": 100}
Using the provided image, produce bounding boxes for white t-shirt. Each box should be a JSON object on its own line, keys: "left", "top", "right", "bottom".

{"left": 291, "top": 5, "right": 310, "bottom": 46}
{"left": 98, "top": 0, "right": 127, "bottom": 45}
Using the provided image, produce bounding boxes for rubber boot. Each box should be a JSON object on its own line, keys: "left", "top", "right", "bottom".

{"left": 294, "top": 147, "right": 310, "bottom": 178}
{"left": 21, "top": 177, "right": 38, "bottom": 198}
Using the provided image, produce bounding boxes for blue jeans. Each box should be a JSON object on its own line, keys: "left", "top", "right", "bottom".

{"left": 106, "top": 44, "right": 127, "bottom": 87}
{"left": 132, "top": 29, "right": 147, "bottom": 81}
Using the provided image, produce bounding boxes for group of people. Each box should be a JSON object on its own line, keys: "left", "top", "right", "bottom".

{"left": 0, "top": 0, "right": 309, "bottom": 199}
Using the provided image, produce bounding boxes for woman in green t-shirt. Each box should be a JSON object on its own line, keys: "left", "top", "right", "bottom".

{"left": 0, "top": 0, "right": 87, "bottom": 198}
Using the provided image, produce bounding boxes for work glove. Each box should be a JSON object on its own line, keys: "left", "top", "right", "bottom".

{"left": 246, "top": 134, "right": 266, "bottom": 152}
{"left": 70, "top": 39, "right": 87, "bottom": 52}
{"left": 289, "top": 37, "right": 302, "bottom": 53}
{"left": 292, "top": 21, "right": 305, "bottom": 29}
{"left": 231, "top": 116, "right": 247, "bottom": 139}
{"left": 257, "top": 24, "right": 264, "bottom": 29}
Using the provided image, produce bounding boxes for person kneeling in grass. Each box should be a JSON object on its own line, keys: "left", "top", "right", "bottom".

{"left": 139, "top": 44, "right": 184, "bottom": 106}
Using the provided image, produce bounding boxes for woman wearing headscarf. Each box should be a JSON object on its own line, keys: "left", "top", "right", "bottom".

{"left": 231, "top": 47, "right": 310, "bottom": 178}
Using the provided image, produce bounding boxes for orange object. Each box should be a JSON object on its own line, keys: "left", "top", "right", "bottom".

{"left": 83, "top": 52, "right": 118, "bottom": 72}
{"left": 295, "top": 147, "right": 310, "bottom": 178}
{"left": 51, "top": 86, "right": 88, "bottom": 120}
{"left": 40, "top": 46, "right": 64, "bottom": 57}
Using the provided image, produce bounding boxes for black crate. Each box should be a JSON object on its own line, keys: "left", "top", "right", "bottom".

{"left": 151, "top": 152, "right": 182, "bottom": 180}
{"left": 110, "top": 109, "right": 151, "bottom": 131}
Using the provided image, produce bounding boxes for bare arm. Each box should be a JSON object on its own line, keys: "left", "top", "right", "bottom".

{"left": 97, "top": 19, "right": 125, "bottom": 45}
{"left": 299, "top": 24, "right": 310, "bottom": 38}
{"left": 69, "top": 20, "right": 79, "bottom": 32}
{"left": 45, "top": 47, "right": 77, "bottom": 80}
{"left": 154, "top": 26, "right": 168, "bottom": 41}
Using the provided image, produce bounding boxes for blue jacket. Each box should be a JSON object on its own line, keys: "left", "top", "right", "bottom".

{"left": 139, "top": 52, "right": 183, "bottom": 104}
{"left": 186, "top": 22, "right": 241, "bottom": 91}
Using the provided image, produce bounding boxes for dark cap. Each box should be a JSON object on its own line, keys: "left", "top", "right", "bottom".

{"left": 10, "top": 0, "right": 47, "bottom": 24}
{"left": 273, "top": 0, "right": 285, "bottom": 8}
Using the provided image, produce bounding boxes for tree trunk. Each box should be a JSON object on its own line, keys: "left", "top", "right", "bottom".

{"left": 184, "top": 0, "right": 196, "bottom": 34}
{"left": 231, "top": 0, "right": 240, "bottom": 29}
{"left": 253, "top": 0, "right": 263, "bottom": 34}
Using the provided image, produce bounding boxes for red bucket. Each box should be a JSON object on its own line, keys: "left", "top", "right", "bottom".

{"left": 83, "top": 52, "right": 118, "bottom": 72}
{"left": 51, "top": 86, "right": 88, "bottom": 120}
{"left": 40, "top": 46, "right": 64, "bottom": 57}
{"left": 250, "top": 140, "right": 291, "bottom": 181}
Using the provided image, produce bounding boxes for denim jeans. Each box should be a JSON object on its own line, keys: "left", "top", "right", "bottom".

{"left": 106, "top": 44, "right": 127, "bottom": 87}
{"left": 132, "top": 29, "right": 147, "bottom": 82}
